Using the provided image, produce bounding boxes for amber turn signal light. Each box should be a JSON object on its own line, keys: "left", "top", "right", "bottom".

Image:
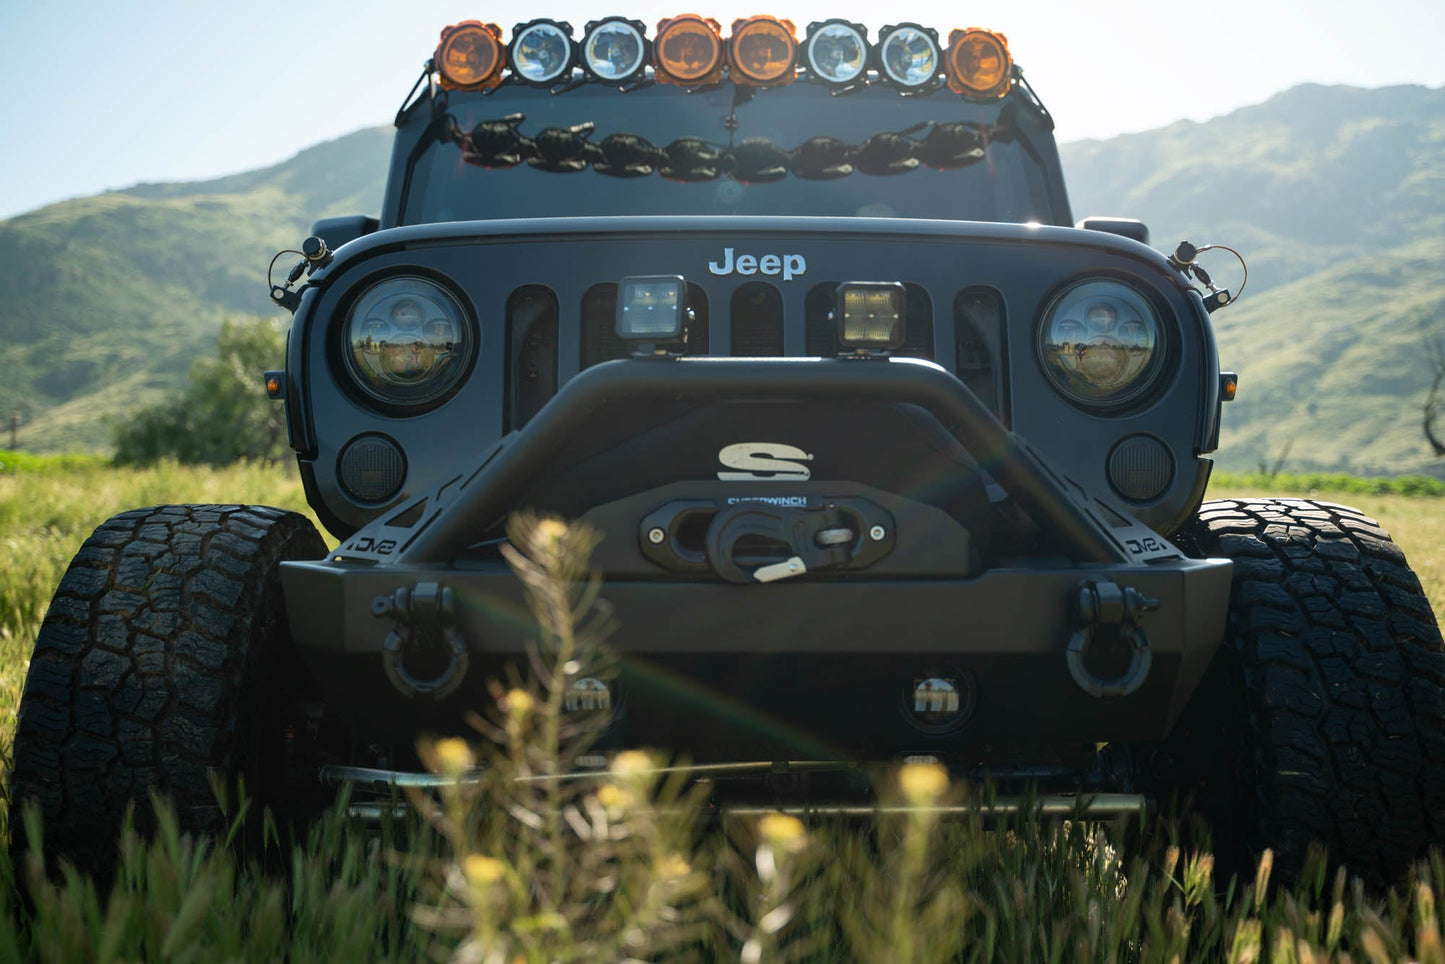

{"left": 946, "top": 28, "right": 1011, "bottom": 98}
{"left": 729, "top": 15, "right": 797, "bottom": 86}
{"left": 654, "top": 14, "right": 724, "bottom": 86}
{"left": 435, "top": 21, "right": 506, "bottom": 91}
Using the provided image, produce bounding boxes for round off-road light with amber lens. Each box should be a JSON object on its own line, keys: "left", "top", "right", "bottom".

{"left": 803, "top": 19, "right": 868, "bottom": 86}
{"left": 729, "top": 16, "right": 797, "bottom": 86}
{"left": 947, "top": 28, "right": 1012, "bottom": 98}
{"left": 654, "top": 14, "right": 724, "bottom": 86}
{"left": 876, "top": 23, "right": 942, "bottom": 89}
{"left": 510, "top": 19, "right": 575, "bottom": 85}
{"left": 435, "top": 21, "right": 505, "bottom": 92}
{"left": 582, "top": 17, "right": 649, "bottom": 83}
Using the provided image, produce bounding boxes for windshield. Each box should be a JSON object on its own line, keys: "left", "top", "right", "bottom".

{"left": 396, "top": 82, "right": 1065, "bottom": 225}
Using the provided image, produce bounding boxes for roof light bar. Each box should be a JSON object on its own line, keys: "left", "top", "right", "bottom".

{"left": 654, "top": 14, "right": 724, "bottom": 86}
{"left": 729, "top": 15, "right": 797, "bottom": 87}
{"left": 876, "top": 22, "right": 943, "bottom": 90}
{"left": 946, "top": 28, "right": 1011, "bottom": 98}
{"left": 581, "top": 17, "right": 649, "bottom": 84}
{"left": 509, "top": 19, "right": 576, "bottom": 85}
{"left": 802, "top": 19, "right": 868, "bottom": 87}
{"left": 435, "top": 21, "right": 506, "bottom": 92}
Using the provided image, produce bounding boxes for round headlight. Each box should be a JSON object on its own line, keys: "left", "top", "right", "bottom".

{"left": 804, "top": 20, "right": 868, "bottom": 86}
{"left": 1038, "top": 279, "right": 1166, "bottom": 409}
{"left": 877, "top": 23, "right": 941, "bottom": 89}
{"left": 345, "top": 277, "right": 473, "bottom": 408}
{"left": 581, "top": 17, "right": 648, "bottom": 83}
{"left": 510, "top": 19, "right": 574, "bottom": 84}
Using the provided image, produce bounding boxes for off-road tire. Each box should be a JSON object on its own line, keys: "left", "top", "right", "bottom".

{"left": 8, "top": 504, "right": 326, "bottom": 874}
{"left": 1157, "top": 498, "right": 1445, "bottom": 884}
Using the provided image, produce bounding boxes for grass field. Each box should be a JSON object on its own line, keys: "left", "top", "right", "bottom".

{"left": 3, "top": 455, "right": 1445, "bottom": 960}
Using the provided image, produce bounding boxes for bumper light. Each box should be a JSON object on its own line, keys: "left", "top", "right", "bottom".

{"left": 566, "top": 677, "right": 613, "bottom": 712}
{"left": 837, "top": 282, "right": 906, "bottom": 353}
{"left": 616, "top": 275, "right": 688, "bottom": 344}
{"left": 905, "top": 674, "right": 975, "bottom": 733}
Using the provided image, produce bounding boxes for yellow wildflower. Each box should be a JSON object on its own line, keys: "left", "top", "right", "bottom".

{"left": 898, "top": 761, "right": 949, "bottom": 805}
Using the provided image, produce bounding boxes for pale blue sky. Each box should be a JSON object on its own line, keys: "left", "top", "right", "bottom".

{"left": 2, "top": 0, "right": 1442, "bottom": 220}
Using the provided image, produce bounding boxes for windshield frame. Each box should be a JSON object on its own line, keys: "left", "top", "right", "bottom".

{"left": 381, "top": 76, "right": 1073, "bottom": 229}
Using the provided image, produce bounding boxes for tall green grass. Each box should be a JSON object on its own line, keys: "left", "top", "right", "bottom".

{"left": 3, "top": 456, "right": 1445, "bottom": 959}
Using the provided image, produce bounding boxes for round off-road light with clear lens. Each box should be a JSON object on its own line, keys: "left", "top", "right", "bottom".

{"left": 729, "top": 15, "right": 797, "bottom": 86}
{"left": 877, "top": 23, "right": 942, "bottom": 89}
{"left": 946, "top": 27, "right": 1011, "bottom": 98}
{"left": 1037, "top": 279, "right": 1166, "bottom": 409}
{"left": 803, "top": 19, "right": 868, "bottom": 86}
{"left": 510, "top": 19, "right": 575, "bottom": 84}
{"left": 345, "top": 276, "right": 474, "bottom": 408}
{"left": 654, "top": 14, "right": 724, "bottom": 86}
{"left": 435, "top": 21, "right": 506, "bottom": 91}
{"left": 582, "top": 17, "right": 649, "bottom": 83}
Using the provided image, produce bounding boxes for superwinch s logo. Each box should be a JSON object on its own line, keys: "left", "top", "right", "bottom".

{"left": 717, "top": 442, "right": 814, "bottom": 481}
{"left": 709, "top": 247, "right": 806, "bottom": 281}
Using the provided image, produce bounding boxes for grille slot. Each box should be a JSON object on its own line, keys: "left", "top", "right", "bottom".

{"left": 730, "top": 282, "right": 784, "bottom": 356}
{"left": 506, "top": 285, "right": 558, "bottom": 431}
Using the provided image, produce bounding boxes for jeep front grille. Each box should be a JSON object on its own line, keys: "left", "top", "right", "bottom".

{"left": 503, "top": 280, "right": 1004, "bottom": 430}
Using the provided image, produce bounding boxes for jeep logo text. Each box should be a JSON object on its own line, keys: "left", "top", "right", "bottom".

{"left": 708, "top": 248, "right": 806, "bottom": 281}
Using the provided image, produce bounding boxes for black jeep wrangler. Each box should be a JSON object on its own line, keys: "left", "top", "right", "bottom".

{"left": 13, "top": 17, "right": 1445, "bottom": 880}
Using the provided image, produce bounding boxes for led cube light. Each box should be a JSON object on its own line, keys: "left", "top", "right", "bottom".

{"left": 616, "top": 275, "right": 687, "bottom": 342}
{"left": 837, "top": 281, "right": 906, "bottom": 352}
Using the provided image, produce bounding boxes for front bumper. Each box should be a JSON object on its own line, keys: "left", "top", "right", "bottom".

{"left": 282, "top": 555, "right": 1229, "bottom": 759}
{"left": 280, "top": 358, "right": 1231, "bottom": 761}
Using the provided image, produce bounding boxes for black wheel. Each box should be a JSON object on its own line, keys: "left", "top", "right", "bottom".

{"left": 8, "top": 504, "right": 326, "bottom": 874}
{"left": 1152, "top": 498, "right": 1445, "bottom": 884}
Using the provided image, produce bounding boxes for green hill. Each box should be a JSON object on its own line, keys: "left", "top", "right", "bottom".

{"left": 0, "top": 128, "right": 391, "bottom": 452}
{"left": 1, "top": 84, "right": 1442, "bottom": 475}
